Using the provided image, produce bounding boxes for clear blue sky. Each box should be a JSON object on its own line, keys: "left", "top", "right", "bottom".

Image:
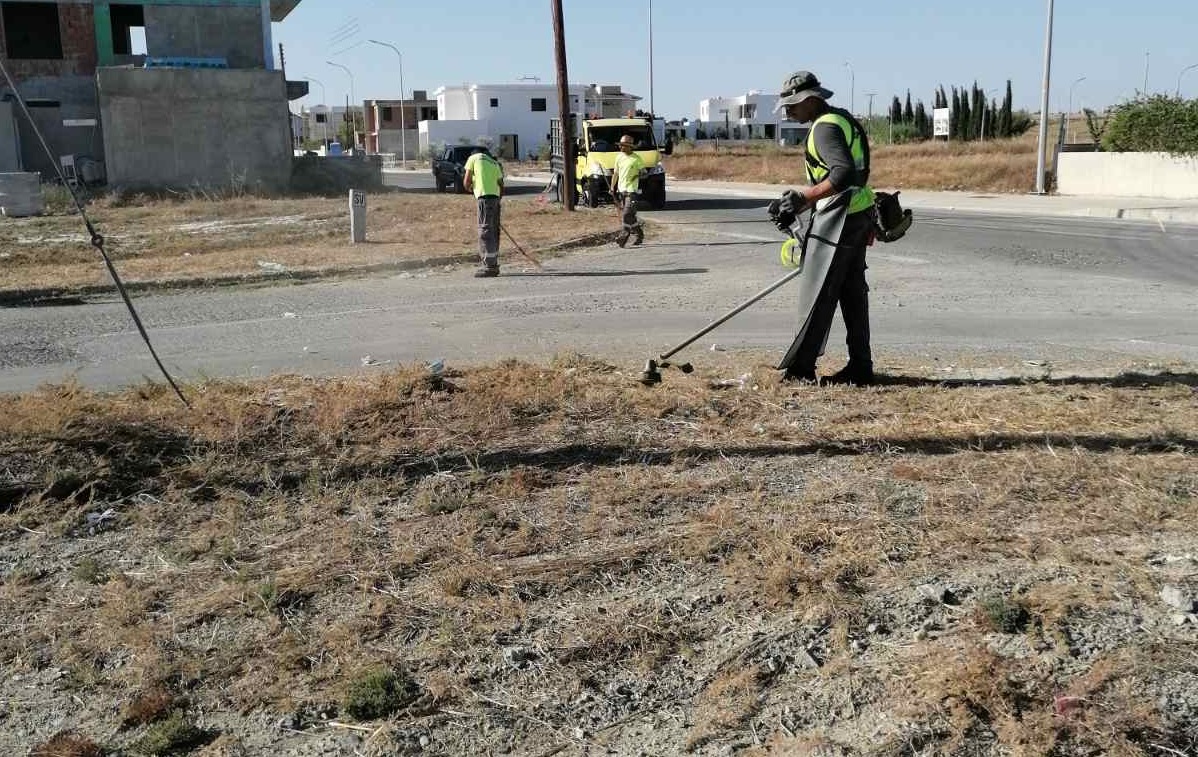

{"left": 276, "top": 0, "right": 1198, "bottom": 119}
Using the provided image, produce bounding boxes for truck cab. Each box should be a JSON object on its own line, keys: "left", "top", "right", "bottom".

{"left": 572, "top": 118, "right": 667, "bottom": 209}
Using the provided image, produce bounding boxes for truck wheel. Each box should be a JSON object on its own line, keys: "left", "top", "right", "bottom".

{"left": 649, "top": 189, "right": 666, "bottom": 210}
{"left": 582, "top": 184, "right": 598, "bottom": 208}
{"left": 435, "top": 177, "right": 446, "bottom": 192}
{"left": 455, "top": 178, "right": 466, "bottom": 194}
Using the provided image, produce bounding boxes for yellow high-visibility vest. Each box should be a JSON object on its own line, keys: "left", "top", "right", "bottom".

{"left": 805, "top": 112, "right": 875, "bottom": 214}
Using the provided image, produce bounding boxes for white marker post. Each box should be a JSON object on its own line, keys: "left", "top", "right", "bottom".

{"left": 349, "top": 189, "right": 366, "bottom": 243}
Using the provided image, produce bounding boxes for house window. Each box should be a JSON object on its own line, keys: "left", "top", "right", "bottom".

{"left": 2, "top": 1, "right": 64, "bottom": 60}
{"left": 110, "top": 4, "right": 146, "bottom": 56}
{"left": 739, "top": 104, "right": 757, "bottom": 120}
{"left": 530, "top": 98, "right": 547, "bottom": 112}
{"left": 381, "top": 106, "right": 393, "bottom": 122}
{"left": 489, "top": 98, "right": 499, "bottom": 107}
{"left": 315, "top": 113, "right": 327, "bottom": 124}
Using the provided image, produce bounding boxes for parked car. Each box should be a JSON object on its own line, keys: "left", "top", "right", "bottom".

{"left": 432, "top": 145, "right": 492, "bottom": 193}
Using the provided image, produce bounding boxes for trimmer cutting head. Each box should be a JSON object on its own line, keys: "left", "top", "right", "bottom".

{"left": 639, "top": 359, "right": 662, "bottom": 385}
{"left": 638, "top": 358, "right": 694, "bottom": 386}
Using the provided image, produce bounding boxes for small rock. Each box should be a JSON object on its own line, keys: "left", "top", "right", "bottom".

{"left": 917, "top": 583, "right": 957, "bottom": 605}
{"left": 914, "top": 628, "right": 929, "bottom": 641}
{"left": 419, "top": 735, "right": 430, "bottom": 747}
{"left": 282, "top": 312, "right": 297, "bottom": 319}
{"left": 1171, "top": 614, "right": 1192, "bottom": 626}
{"left": 1160, "top": 585, "right": 1197, "bottom": 613}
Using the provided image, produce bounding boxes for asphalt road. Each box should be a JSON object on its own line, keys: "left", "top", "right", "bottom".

{"left": 1, "top": 177, "right": 1195, "bottom": 393}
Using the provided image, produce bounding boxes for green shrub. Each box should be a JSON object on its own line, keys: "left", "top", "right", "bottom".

{"left": 1102, "top": 95, "right": 1198, "bottom": 154}
{"left": 977, "top": 595, "right": 1031, "bottom": 634}
{"left": 132, "top": 710, "right": 209, "bottom": 755}
{"left": 342, "top": 667, "right": 420, "bottom": 720}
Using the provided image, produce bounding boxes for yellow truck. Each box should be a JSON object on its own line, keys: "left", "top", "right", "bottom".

{"left": 551, "top": 116, "right": 668, "bottom": 209}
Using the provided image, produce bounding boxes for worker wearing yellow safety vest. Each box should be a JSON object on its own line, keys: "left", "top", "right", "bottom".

{"left": 773, "top": 70, "right": 877, "bottom": 385}
{"left": 463, "top": 148, "right": 505, "bottom": 278}
{"left": 613, "top": 134, "right": 645, "bottom": 247}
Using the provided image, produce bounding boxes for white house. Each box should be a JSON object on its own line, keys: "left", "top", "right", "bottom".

{"left": 420, "top": 82, "right": 642, "bottom": 160}
{"left": 697, "top": 91, "right": 788, "bottom": 141}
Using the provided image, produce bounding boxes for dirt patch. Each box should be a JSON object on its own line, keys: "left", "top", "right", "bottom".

{"left": 1, "top": 356, "right": 1196, "bottom": 755}
{"left": 0, "top": 192, "right": 616, "bottom": 294}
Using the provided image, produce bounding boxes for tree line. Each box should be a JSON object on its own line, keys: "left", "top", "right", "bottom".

{"left": 880, "top": 81, "right": 1032, "bottom": 143}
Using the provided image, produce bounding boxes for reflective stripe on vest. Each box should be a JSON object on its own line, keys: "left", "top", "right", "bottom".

{"left": 805, "top": 113, "right": 875, "bottom": 214}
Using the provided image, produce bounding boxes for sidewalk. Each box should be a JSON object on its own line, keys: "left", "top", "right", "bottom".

{"left": 383, "top": 167, "right": 1198, "bottom": 224}
{"left": 661, "top": 178, "right": 1198, "bottom": 225}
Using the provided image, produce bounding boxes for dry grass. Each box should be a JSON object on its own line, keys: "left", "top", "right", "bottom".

{"left": 669, "top": 130, "right": 1043, "bottom": 193}
{"left": 0, "top": 191, "right": 614, "bottom": 293}
{"left": 1, "top": 355, "right": 1196, "bottom": 754}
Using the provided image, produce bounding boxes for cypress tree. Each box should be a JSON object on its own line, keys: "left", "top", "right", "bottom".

{"left": 950, "top": 88, "right": 961, "bottom": 139}
{"left": 999, "top": 80, "right": 1013, "bottom": 138}
{"left": 914, "top": 101, "right": 929, "bottom": 139}
{"left": 903, "top": 90, "right": 914, "bottom": 124}
{"left": 970, "top": 82, "right": 984, "bottom": 139}
{"left": 958, "top": 85, "right": 972, "bottom": 141}
{"left": 889, "top": 96, "right": 902, "bottom": 125}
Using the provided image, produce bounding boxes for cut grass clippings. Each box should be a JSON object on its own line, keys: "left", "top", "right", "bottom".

{"left": 1, "top": 355, "right": 1196, "bottom": 755}
{"left": 0, "top": 191, "right": 615, "bottom": 295}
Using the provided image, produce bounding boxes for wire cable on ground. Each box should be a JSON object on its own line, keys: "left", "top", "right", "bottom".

{"left": 0, "top": 59, "right": 189, "bottom": 407}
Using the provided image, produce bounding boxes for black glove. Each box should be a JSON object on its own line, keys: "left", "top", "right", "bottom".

{"left": 779, "top": 189, "right": 807, "bottom": 217}
{"left": 768, "top": 197, "right": 795, "bottom": 231}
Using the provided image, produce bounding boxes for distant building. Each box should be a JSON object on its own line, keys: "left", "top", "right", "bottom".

{"left": 0, "top": 0, "right": 307, "bottom": 189}
{"left": 298, "top": 105, "right": 364, "bottom": 146}
{"left": 363, "top": 91, "right": 439, "bottom": 158}
{"left": 420, "top": 82, "right": 642, "bottom": 160}
{"left": 697, "top": 91, "right": 807, "bottom": 144}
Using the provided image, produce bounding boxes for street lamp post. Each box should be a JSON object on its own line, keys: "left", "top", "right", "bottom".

{"left": 368, "top": 40, "right": 409, "bottom": 167}
{"left": 303, "top": 76, "right": 328, "bottom": 147}
{"left": 1177, "top": 63, "right": 1198, "bottom": 97}
{"left": 326, "top": 60, "right": 357, "bottom": 149}
{"left": 1034, "top": 0, "right": 1054, "bottom": 195}
{"left": 1143, "top": 52, "right": 1150, "bottom": 93}
{"left": 843, "top": 61, "right": 855, "bottom": 116}
{"left": 1067, "top": 76, "right": 1085, "bottom": 143}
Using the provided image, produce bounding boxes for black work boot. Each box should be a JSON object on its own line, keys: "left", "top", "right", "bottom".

{"left": 474, "top": 263, "right": 499, "bottom": 278}
{"left": 824, "top": 362, "right": 875, "bottom": 386}
{"left": 616, "top": 229, "right": 630, "bottom": 248}
{"left": 632, "top": 226, "right": 644, "bottom": 246}
{"left": 782, "top": 367, "right": 818, "bottom": 384}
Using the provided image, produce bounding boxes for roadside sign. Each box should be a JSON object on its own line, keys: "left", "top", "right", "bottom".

{"left": 933, "top": 108, "right": 950, "bottom": 137}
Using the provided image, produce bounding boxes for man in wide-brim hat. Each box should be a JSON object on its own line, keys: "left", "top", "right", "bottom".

{"left": 772, "top": 70, "right": 878, "bottom": 386}
{"left": 613, "top": 134, "right": 645, "bottom": 247}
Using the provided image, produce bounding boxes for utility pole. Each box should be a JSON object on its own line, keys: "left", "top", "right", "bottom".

{"left": 1143, "top": 51, "right": 1150, "bottom": 93}
{"left": 648, "top": 0, "right": 654, "bottom": 117}
{"left": 864, "top": 92, "right": 876, "bottom": 124}
{"left": 1034, "top": 0, "right": 1054, "bottom": 195}
{"left": 551, "top": 0, "right": 575, "bottom": 210}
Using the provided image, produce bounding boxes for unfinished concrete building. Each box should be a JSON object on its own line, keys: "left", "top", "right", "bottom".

{"left": 0, "top": 0, "right": 306, "bottom": 189}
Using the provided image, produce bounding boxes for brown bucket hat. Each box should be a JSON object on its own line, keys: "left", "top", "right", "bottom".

{"left": 774, "top": 70, "right": 834, "bottom": 113}
{"left": 618, "top": 134, "right": 637, "bottom": 148}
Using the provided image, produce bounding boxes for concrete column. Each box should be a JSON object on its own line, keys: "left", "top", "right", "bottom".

{"left": 261, "top": 0, "right": 274, "bottom": 70}
{"left": 94, "top": 1, "right": 114, "bottom": 66}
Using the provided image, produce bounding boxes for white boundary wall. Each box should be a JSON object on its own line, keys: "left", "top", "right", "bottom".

{"left": 1057, "top": 152, "right": 1198, "bottom": 199}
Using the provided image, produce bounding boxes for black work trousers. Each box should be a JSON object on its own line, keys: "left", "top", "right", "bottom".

{"left": 790, "top": 209, "right": 873, "bottom": 372}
